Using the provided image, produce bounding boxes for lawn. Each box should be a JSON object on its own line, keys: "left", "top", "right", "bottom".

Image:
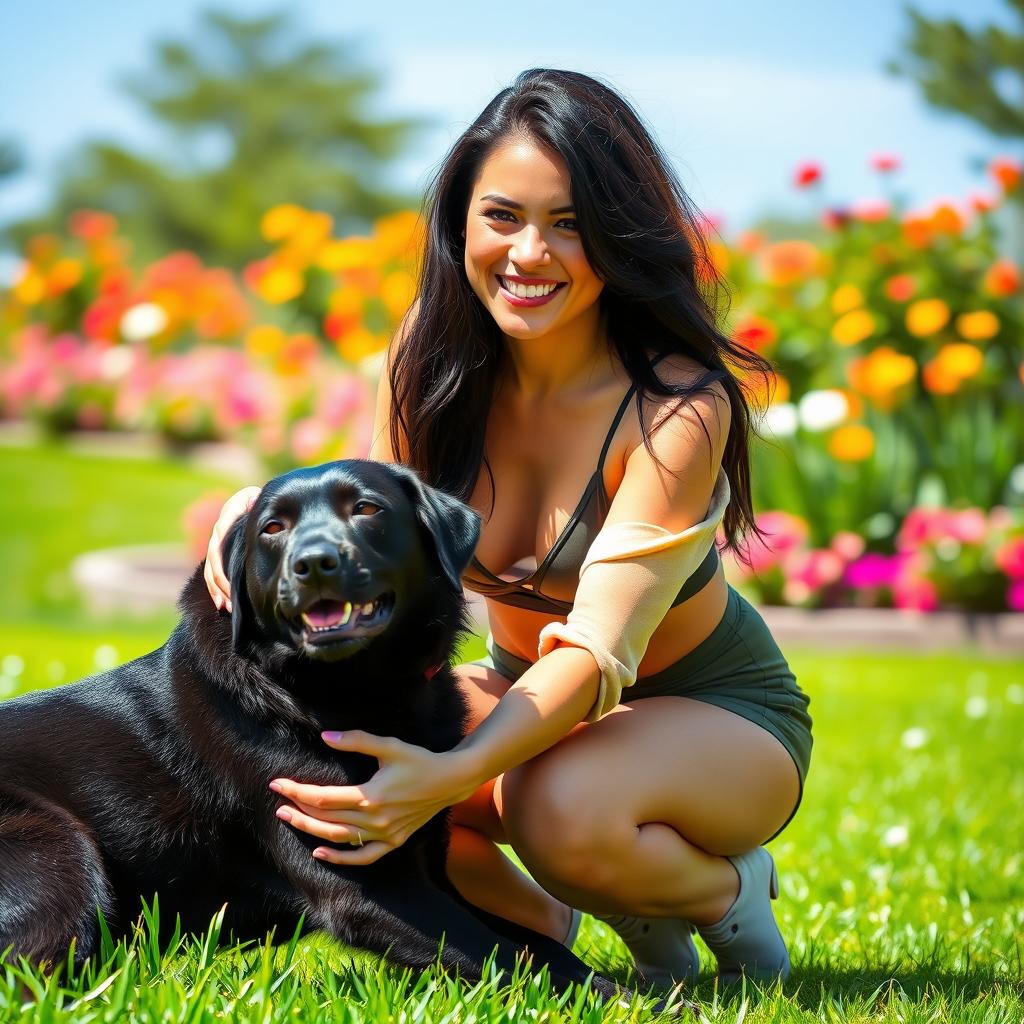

{"left": 1, "top": 443, "right": 1021, "bottom": 1021}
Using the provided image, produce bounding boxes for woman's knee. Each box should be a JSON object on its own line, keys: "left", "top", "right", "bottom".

{"left": 498, "top": 750, "right": 634, "bottom": 895}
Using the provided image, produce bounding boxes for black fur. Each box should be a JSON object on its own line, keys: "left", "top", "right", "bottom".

{"left": 0, "top": 460, "right": 625, "bottom": 1000}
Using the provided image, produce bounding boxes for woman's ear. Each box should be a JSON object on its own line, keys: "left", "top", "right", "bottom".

{"left": 391, "top": 466, "right": 481, "bottom": 593}
{"left": 220, "top": 515, "right": 252, "bottom": 655}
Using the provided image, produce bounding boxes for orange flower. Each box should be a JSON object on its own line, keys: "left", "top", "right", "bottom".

{"left": 832, "top": 308, "right": 875, "bottom": 346}
{"left": 884, "top": 274, "right": 916, "bottom": 302}
{"left": 45, "top": 258, "right": 84, "bottom": 297}
{"left": 732, "top": 313, "right": 778, "bottom": 353}
{"left": 736, "top": 230, "right": 765, "bottom": 254}
{"left": 68, "top": 210, "right": 118, "bottom": 242}
{"left": 989, "top": 157, "right": 1022, "bottom": 194}
{"left": 955, "top": 310, "right": 1000, "bottom": 341}
{"left": 901, "top": 213, "right": 932, "bottom": 249}
{"left": 758, "top": 240, "right": 821, "bottom": 286}
{"left": 829, "top": 424, "right": 875, "bottom": 461}
{"left": 921, "top": 360, "right": 959, "bottom": 395}
{"left": 983, "top": 259, "right": 1020, "bottom": 297}
{"left": 928, "top": 201, "right": 964, "bottom": 235}
{"left": 905, "top": 298, "right": 950, "bottom": 337}
{"left": 336, "top": 326, "right": 386, "bottom": 365}
{"left": 846, "top": 346, "right": 917, "bottom": 410}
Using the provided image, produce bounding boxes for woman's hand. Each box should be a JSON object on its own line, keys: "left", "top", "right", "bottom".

{"left": 270, "top": 732, "right": 481, "bottom": 866}
{"left": 204, "top": 485, "right": 262, "bottom": 611}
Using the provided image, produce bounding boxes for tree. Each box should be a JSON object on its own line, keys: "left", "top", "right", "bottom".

{"left": 887, "top": 1, "right": 1024, "bottom": 147}
{"left": 5, "top": 10, "right": 425, "bottom": 266}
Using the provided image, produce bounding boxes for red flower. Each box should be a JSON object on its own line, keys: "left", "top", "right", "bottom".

{"left": 793, "top": 161, "right": 823, "bottom": 188}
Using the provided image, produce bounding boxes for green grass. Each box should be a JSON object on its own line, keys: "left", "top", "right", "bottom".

{"left": 2, "top": 443, "right": 1022, "bottom": 1020}
{"left": 0, "top": 440, "right": 235, "bottom": 624}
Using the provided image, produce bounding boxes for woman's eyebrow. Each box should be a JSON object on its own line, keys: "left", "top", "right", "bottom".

{"left": 480, "top": 193, "right": 574, "bottom": 214}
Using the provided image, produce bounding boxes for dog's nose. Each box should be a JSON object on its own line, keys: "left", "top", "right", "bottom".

{"left": 291, "top": 541, "right": 343, "bottom": 583}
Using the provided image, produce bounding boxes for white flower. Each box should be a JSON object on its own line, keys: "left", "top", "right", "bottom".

{"left": 900, "top": 727, "right": 929, "bottom": 750}
{"left": 120, "top": 303, "right": 168, "bottom": 342}
{"left": 798, "top": 389, "right": 849, "bottom": 431}
{"left": 882, "top": 824, "right": 909, "bottom": 847}
{"left": 93, "top": 644, "right": 119, "bottom": 672}
{"left": 762, "top": 402, "right": 798, "bottom": 438}
{"left": 1, "top": 654, "right": 24, "bottom": 677}
{"left": 964, "top": 695, "right": 988, "bottom": 719}
{"left": 1006, "top": 684, "right": 1023, "bottom": 705}
{"left": 100, "top": 346, "right": 136, "bottom": 379}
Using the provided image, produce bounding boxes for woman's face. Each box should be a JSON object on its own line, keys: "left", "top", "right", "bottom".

{"left": 463, "top": 136, "right": 604, "bottom": 344}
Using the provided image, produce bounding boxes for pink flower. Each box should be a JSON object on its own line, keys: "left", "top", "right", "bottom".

{"left": 744, "top": 511, "right": 810, "bottom": 574}
{"left": 787, "top": 548, "right": 845, "bottom": 589}
{"left": 995, "top": 537, "right": 1024, "bottom": 579}
{"left": 896, "top": 507, "right": 947, "bottom": 550}
{"left": 892, "top": 574, "right": 939, "bottom": 611}
{"left": 831, "top": 531, "right": 865, "bottom": 560}
{"left": 844, "top": 552, "right": 903, "bottom": 589}
{"left": 870, "top": 152, "right": 901, "bottom": 173}
{"left": 850, "top": 198, "right": 891, "bottom": 223}
{"left": 291, "top": 417, "right": 331, "bottom": 464}
{"left": 948, "top": 508, "right": 987, "bottom": 545}
{"left": 1007, "top": 579, "right": 1024, "bottom": 612}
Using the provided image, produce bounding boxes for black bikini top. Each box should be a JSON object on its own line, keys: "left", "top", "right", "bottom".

{"left": 461, "top": 356, "right": 721, "bottom": 615}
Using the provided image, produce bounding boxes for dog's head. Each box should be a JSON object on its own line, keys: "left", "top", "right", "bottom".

{"left": 219, "top": 460, "right": 480, "bottom": 669}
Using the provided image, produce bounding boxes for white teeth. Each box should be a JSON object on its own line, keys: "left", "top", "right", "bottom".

{"left": 501, "top": 276, "right": 559, "bottom": 299}
{"left": 362, "top": 602, "right": 375, "bottom": 616}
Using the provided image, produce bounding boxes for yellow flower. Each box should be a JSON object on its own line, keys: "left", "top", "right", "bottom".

{"left": 256, "top": 264, "right": 305, "bottom": 304}
{"left": 936, "top": 342, "right": 984, "bottom": 379}
{"left": 260, "top": 204, "right": 308, "bottom": 243}
{"left": 374, "top": 210, "right": 424, "bottom": 261}
{"left": 46, "top": 258, "right": 83, "bottom": 296}
{"left": 832, "top": 309, "right": 875, "bottom": 347}
{"left": 245, "top": 324, "right": 286, "bottom": 358}
{"left": 319, "top": 237, "right": 378, "bottom": 272}
{"left": 831, "top": 283, "right": 863, "bottom": 314}
{"left": 380, "top": 270, "right": 417, "bottom": 322}
{"left": 13, "top": 266, "right": 46, "bottom": 305}
{"left": 905, "top": 298, "right": 950, "bottom": 337}
{"left": 758, "top": 240, "right": 821, "bottom": 286}
{"left": 336, "top": 326, "right": 386, "bottom": 365}
{"left": 955, "top": 310, "right": 1000, "bottom": 341}
{"left": 829, "top": 424, "right": 875, "bottom": 461}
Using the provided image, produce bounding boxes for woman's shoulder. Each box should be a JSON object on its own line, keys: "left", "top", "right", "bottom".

{"left": 638, "top": 351, "right": 731, "bottom": 433}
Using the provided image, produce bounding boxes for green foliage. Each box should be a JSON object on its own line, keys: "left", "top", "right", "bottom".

{"left": 4, "top": 9, "right": 425, "bottom": 265}
{"left": 888, "top": 1, "right": 1024, "bottom": 147}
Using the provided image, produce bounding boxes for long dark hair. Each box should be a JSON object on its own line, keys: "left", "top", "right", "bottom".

{"left": 390, "top": 67, "right": 775, "bottom": 561}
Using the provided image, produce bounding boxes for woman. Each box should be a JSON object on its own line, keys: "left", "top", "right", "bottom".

{"left": 205, "top": 68, "right": 812, "bottom": 987}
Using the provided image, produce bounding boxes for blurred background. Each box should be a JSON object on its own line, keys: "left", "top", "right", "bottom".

{"left": 1, "top": 0, "right": 1022, "bottom": 653}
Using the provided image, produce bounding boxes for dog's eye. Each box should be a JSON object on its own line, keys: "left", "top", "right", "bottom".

{"left": 352, "top": 500, "right": 382, "bottom": 517}
{"left": 261, "top": 520, "right": 286, "bottom": 535}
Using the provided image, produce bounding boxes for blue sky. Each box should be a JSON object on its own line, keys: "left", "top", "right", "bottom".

{"left": 1, "top": 0, "right": 1018, "bottom": 244}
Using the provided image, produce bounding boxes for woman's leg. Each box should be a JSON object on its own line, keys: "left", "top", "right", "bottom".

{"left": 495, "top": 696, "right": 801, "bottom": 925}
{"left": 446, "top": 661, "right": 574, "bottom": 942}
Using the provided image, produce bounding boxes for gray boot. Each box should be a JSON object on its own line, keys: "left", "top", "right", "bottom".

{"left": 696, "top": 847, "right": 790, "bottom": 983}
{"left": 595, "top": 913, "right": 701, "bottom": 988}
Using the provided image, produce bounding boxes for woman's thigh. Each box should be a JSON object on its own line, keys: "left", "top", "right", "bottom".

{"left": 497, "top": 695, "right": 801, "bottom": 857}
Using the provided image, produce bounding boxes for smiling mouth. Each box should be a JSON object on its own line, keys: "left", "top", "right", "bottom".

{"left": 497, "top": 275, "right": 567, "bottom": 303}
{"left": 295, "top": 593, "right": 395, "bottom": 645}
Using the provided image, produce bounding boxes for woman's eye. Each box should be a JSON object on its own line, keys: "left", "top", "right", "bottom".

{"left": 556, "top": 217, "right": 578, "bottom": 231}
{"left": 483, "top": 208, "right": 516, "bottom": 223}
{"left": 262, "top": 521, "right": 285, "bottom": 536}
{"left": 353, "top": 500, "right": 382, "bottom": 516}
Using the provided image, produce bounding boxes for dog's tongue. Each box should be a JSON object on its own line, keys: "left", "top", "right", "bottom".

{"left": 305, "top": 600, "right": 349, "bottom": 628}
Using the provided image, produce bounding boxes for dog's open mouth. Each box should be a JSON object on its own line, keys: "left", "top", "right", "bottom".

{"left": 297, "top": 593, "right": 395, "bottom": 645}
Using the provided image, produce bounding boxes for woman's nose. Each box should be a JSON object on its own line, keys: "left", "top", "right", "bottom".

{"left": 509, "top": 224, "right": 550, "bottom": 267}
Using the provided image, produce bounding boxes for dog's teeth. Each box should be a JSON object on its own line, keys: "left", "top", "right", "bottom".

{"left": 340, "top": 602, "right": 353, "bottom": 626}
{"left": 362, "top": 602, "right": 375, "bottom": 617}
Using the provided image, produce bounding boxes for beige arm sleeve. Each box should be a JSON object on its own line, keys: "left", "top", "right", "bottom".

{"left": 537, "top": 467, "right": 731, "bottom": 722}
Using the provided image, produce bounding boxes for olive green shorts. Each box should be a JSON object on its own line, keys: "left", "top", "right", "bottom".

{"left": 473, "top": 583, "right": 813, "bottom": 841}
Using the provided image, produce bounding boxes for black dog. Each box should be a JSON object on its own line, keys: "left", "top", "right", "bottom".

{"left": 0, "top": 460, "right": 625, "bottom": 1000}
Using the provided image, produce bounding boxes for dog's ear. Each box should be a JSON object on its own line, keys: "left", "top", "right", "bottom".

{"left": 221, "top": 514, "right": 252, "bottom": 654}
{"left": 392, "top": 466, "right": 481, "bottom": 593}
